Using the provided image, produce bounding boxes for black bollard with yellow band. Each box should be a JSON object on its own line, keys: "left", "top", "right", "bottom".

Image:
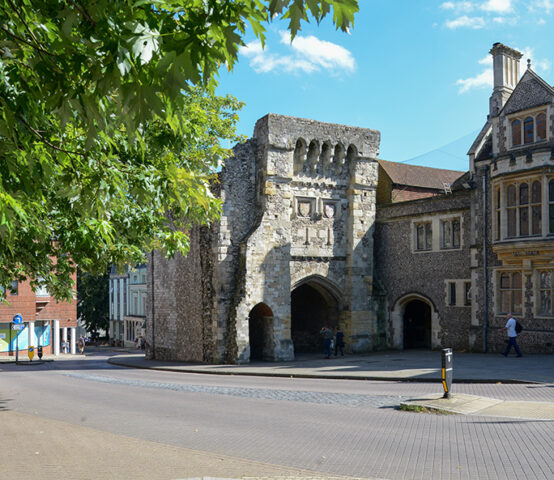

{"left": 441, "top": 348, "right": 453, "bottom": 399}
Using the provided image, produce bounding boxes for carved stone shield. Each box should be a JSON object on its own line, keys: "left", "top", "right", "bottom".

{"left": 298, "top": 201, "right": 312, "bottom": 217}
{"left": 324, "top": 203, "right": 336, "bottom": 218}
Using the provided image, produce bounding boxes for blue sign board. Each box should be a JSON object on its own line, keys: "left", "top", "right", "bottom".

{"left": 12, "top": 314, "right": 23, "bottom": 325}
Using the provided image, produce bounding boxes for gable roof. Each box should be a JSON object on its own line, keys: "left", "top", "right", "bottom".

{"left": 500, "top": 68, "right": 554, "bottom": 116}
{"left": 378, "top": 160, "right": 464, "bottom": 189}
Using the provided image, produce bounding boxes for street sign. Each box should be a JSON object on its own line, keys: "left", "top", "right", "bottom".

{"left": 37, "top": 346, "right": 43, "bottom": 359}
{"left": 12, "top": 314, "right": 23, "bottom": 325}
{"left": 12, "top": 324, "right": 24, "bottom": 331}
{"left": 28, "top": 346, "right": 34, "bottom": 362}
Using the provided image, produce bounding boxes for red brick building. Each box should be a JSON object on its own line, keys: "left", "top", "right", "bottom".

{"left": 0, "top": 275, "right": 77, "bottom": 356}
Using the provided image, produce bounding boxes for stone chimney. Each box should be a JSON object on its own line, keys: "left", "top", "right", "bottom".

{"left": 489, "top": 43, "right": 523, "bottom": 117}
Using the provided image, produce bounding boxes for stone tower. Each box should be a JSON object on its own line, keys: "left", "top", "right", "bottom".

{"left": 147, "top": 114, "right": 381, "bottom": 363}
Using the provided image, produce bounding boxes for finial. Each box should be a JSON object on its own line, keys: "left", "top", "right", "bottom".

{"left": 527, "top": 58, "right": 532, "bottom": 69}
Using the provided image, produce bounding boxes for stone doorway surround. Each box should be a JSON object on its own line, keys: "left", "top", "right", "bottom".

{"left": 390, "top": 293, "right": 440, "bottom": 349}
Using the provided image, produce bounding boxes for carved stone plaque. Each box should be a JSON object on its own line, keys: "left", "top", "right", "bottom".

{"left": 298, "top": 201, "right": 312, "bottom": 217}
{"left": 324, "top": 203, "right": 336, "bottom": 219}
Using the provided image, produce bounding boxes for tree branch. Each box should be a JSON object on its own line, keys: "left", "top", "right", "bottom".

{"left": 18, "top": 115, "right": 84, "bottom": 166}
{"left": 5, "top": 0, "right": 54, "bottom": 57}
{"left": 68, "top": 0, "right": 97, "bottom": 27}
{"left": 0, "top": 27, "right": 53, "bottom": 57}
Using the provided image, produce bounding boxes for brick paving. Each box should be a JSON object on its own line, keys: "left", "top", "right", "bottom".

{"left": 1, "top": 351, "right": 552, "bottom": 480}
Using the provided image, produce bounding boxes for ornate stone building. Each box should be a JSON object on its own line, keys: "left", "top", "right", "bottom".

{"left": 146, "top": 43, "right": 554, "bottom": 362}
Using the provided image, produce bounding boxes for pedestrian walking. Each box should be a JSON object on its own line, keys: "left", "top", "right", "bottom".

{"left": 78, "top": 336, "right": 85, "bottom": 354}
{"left": 334, "top": 326, "right": 345, "bottom": 356}
{"left": 502, "top": 313, "right": 522, "bottom": 357}
{"left": 320, "top": 326, "right": 333, "bottom": 359}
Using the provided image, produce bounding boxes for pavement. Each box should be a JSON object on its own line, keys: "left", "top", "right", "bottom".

{"left": 3, "top": 348, "right": 553, "bottom": 421}
{"left": 104, "top": 349, "right": 554, "bottom": 420}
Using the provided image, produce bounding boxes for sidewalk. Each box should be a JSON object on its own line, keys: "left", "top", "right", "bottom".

{"left": 107, "top": 350, "right": 554, "bottom": 384}
{"left": 107, "top": 350, "right": 554, "bottom": 420}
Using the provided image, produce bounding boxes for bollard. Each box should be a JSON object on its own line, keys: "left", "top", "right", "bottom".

{"left": 441, "top": 348, "right": 453, "bottom": 399}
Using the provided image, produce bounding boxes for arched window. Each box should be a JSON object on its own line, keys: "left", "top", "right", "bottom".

{"left": 519, "top": 183, "right": 529, "bottom": 236}
{"left": 511, "top": 119, "right": 522, "bottom": 146}
{"left": 507, "top": 184, "right": 517, "bottom": 237}
{"left": 524, "top": 116, "right": 534, "bottom": 144}
{"left": 536, "top": 113, "right": 547, "bottom": 140}
{"left": 531, "top": 181, "right": 542, "bottom": 235}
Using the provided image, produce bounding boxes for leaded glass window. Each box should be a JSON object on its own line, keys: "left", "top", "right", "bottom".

{"left": 498, "top": 272, "right": 522, "bottom": 315}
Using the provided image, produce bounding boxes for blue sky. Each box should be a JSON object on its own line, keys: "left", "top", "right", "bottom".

{"left": 217, "top": 0, "right": 554, "bottom": 172}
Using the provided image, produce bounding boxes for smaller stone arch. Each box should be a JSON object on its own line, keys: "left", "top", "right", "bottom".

{"left": 306, "top": 140, "right": 320, "bottom": 174}
{"left": 293, "top": 138, "right": 307, "bottom": 175}
{"left": 345, "top": 144, "right": 358, "bottom": 175}
{"left": 319, "top": 141, "right": 332, "bottom": 176}
{"left": 390, "top": 293, "right": 439, "bottom": 350}
{"left": 332, "top": 143, "right": 346, "bottom": 175}
{"left": 248, "top": 302, "right": 274, "bottom": 361}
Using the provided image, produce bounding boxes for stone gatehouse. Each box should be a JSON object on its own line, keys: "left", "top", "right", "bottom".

{"left": 146, "top": 43, "right": 554, "bottom": 362}
{"left": 147, "top": 114, "right": 381, "bottom": 363}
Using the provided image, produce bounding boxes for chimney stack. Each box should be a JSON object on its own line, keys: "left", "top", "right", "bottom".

{"left": 489, "top": 43, "right": 523, "bottom": 116}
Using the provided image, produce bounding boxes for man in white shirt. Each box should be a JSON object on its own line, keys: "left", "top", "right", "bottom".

{"left": 502, "top": 313, "right": 522, "bottom": 357}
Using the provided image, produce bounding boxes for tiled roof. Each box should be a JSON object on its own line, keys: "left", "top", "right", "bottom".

{"left": 378, "top": 160, "right": 464, "bottom": 190}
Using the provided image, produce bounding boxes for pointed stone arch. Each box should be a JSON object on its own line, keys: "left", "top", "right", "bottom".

{"left": 390, "top": 293, "right": 439, "bottom": 349}
{"left": 248, "top": 302, "right": 274, "bottom": 361}
{"left": 290, "top": 275, "right": 342, "bottom": 353}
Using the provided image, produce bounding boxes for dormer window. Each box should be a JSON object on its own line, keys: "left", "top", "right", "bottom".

{"left": 511, "top": 111, "right": 547, "bottom": 147}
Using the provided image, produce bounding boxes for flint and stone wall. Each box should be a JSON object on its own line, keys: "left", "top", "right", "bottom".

{"left": 147, "top": 114, "right": 381, "bottom": 363}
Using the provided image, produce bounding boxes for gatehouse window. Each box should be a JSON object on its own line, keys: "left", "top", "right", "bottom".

{"left": 524, "top": 117, "right": 534, "bottom": 144}
{"left": 549, "top": 180, "right": 554, "bottom": 234}
{"left": 415, "top": 222, "right": 432, "bottom": 251}
{"left": 441, "top": 218, "right": 460, "bottom": 249}
{"left": 495, "top": 187, "right": 501, "bottom": 241}
{"left": 537, "top": 113, "right": 546, "bottom": 140}
{"left": 464, "top": 282, "right": 471, "bottom": 306}
{"left": 510, "top": 110, "right": 547, "bottom": 147}
{"left": 498, "top": 272, "right": 522, "bottom": 315}
{"left": 538, "top": 270, "right": 554, "bottom": 316}
{"left": 501, "top": 180, "right": 542, "bottom": 239}
{"left": 448, "top": 282, "right": 456, "bottom": 306}
{"left": 511, "top": 119, "right": 522, "bottom": 146}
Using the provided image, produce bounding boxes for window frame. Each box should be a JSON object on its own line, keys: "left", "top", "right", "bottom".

{"left": 497, "top": 271, "right": 523, "bottom": 315}
{"left": 415, "top": 221, "right": 432, "bottom": 251}
{"left": 509, "top": 110, "right": 548, "bottom": 148}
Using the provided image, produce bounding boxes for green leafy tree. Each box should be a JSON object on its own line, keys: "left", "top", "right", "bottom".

{"left": 77, "top": 268, "right": 109, "bottom": 338}
{"left": 0, "top": 0, "right": 359, "bottom": 300}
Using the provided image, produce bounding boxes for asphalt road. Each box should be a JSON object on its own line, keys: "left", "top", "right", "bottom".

{"left": 1, "top": 351, "right": 553, "bottom": 480}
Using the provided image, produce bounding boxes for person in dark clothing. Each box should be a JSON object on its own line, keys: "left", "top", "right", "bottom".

{"left": 334, "top": 327, "right": 345, "bottom": 356}
{"left": 320, "top": 326, "right": 333, "bottom": 358}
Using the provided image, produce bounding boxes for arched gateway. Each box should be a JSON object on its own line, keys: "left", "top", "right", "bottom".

{"left": 390, "top": 293, "right": 438, "bottom": 350}
{"left": 291, "top": 276, "right": 341, "bottom": 353}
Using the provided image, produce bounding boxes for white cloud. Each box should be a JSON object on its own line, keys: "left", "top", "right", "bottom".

{"left": 445, "top": 15, "right": 486, "bottom": 28}
{"left": 480, "top": 0, "right": 513, "bottom": 13}
{"left": 520, "top": 47, "right": 551, "bottom": 72}
{"left": 492, "top": 15, "right": 519, "bottom": 24}
{"left": 279, "top": 31, "right": 356, "bottom": 72}
{"left": 456, "top": 45, "right": 551, "bottom": 94}
{"left": 240, "top": 34, "right": 356, "bottom": 75}
{"left": 456, "top": 69, "right": 493, "bottom": 93}
{"left": 528, "top": 0, "right": 554, "bottom": 14}
{"left": 440, "top": 1, "right": 475, "bottom": 12}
